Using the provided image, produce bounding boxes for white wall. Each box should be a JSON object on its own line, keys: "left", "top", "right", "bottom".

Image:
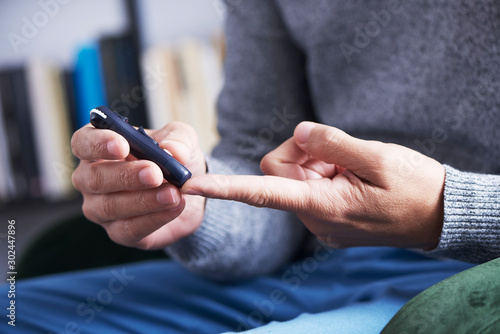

{"left": 0, "top": 0, "right": 222, "bottom": 68}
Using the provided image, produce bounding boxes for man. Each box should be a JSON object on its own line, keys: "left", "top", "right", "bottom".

{"left": 5, "top": 1, "right": 499, "bottom": 332}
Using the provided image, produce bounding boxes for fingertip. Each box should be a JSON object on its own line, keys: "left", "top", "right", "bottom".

{"left": 139, "top": 164, "right": 163, "bottom": 187}
{"left": 107, "top": 139, "right": 125, "bottom": 158}
{"left": 294, "top": 121, "right": 316, "bottom": 144}
{"left": 115, "top": 131, "right": 133, "bottom": 156}
{"left": 151, "top": 164, "right": 164, "bottom": 186}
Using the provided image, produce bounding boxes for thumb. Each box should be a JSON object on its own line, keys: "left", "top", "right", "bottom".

{"left": 294, "top": 122, "right": 378, "bottom": 176}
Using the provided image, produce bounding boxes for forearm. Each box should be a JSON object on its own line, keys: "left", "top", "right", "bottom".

{"left": 426, "top": 165, "right": 500, "bottom": 263}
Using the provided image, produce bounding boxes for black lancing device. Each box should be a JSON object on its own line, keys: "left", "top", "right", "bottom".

{"left": 90, "top": 106, "right": 191, "bottom": 188}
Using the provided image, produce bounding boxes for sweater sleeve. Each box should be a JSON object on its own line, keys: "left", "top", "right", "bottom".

{"left": 166, "top": 0, "right": 313, "bottom": 280}
{"left": 426, "top": 165, "right": 500, "bottom": 263}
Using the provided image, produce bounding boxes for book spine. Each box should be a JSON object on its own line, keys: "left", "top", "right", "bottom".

{"left": 141, "top": 47, "right": 178, "bottom": 129}
{"left": 26, "top": 60, "right": 75, "bottom": 200}
{"left": 61, "top": 69, "right": 79, "bottom": 134}
{"left": 11, "top": 68, "right": 43, "bottom": 199}
{"left": 0, "top": 89, "right": 16, "bottom": 203}
{"left": 0, "top": 71, "right": 24, "bottom": 201}
{"left": 0, "top": 69, "right": 42, "bottom": 201}
{"left": 73, "top": 44, "right": 107, "bottom": 129}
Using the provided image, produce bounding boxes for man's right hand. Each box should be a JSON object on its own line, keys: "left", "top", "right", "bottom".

{"left": 71, "top": 121, "right": 207, "bottom": 250}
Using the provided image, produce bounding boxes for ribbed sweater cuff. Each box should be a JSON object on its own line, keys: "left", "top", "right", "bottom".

{"left": 426, "top": 165, "right": 500, "bottom": 263}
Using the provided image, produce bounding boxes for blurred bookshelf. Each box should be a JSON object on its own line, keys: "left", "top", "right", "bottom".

{"left": 0, "top": 0, "right": 224, "bottom": 207}
{"left": 0, "top": 0, "right": 225, "bottom": 273}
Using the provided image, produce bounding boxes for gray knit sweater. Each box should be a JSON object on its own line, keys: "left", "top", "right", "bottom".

{"left": 167, "top": 0, "right": 500, "bottom": 280}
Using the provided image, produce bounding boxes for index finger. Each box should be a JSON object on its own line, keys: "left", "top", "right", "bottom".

{"left": 182, "top": 174, "right": 313, "bottom": 213}
{"left": 71, "top": 124, "right": 129, "bottom": 161}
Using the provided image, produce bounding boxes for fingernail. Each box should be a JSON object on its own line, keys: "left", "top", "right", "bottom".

{"left": 157, "top": 187, "right": 178, "bottom": 206}
{"left": 295, "top": 122, "right": 315, "bottom": 144}
{"left": 107, "top": 140, "right": 122, "bottom": 157}
{"left": 139, "top": 167, "right": 156, "bottom": 186}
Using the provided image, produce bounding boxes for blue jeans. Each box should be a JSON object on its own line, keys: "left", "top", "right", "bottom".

{"left": 1, "top": 247, "right": 473, "bottom": 333}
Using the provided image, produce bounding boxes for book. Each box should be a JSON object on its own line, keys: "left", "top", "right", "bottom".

{"left": 0, "top": 70, "right": 24, "bottom": 201}
{"left": 0, "top": 90, "right": 15, "bottom": 204}
{"left": 177, "top": 39, "right": 222, "bottom": 153}
{"left": 61, "top": 69, "right": 79, "bottom": 134}
{"left": 0, "top": 25, "right": 225, "bottom": 204}
{"left": 141, "top": 46, "right": 181, "bottom": 129}
{"left": 73, "top": 43, "right": 107, "bottom": 129}
{"left": 141, "top": 36, "right": 224, "bottom": 153}
{"left": 26, "top": 60, "right": 75, "bottom": 200}
{"left": 0, "top": 68, "right": 41, "bottom": 201}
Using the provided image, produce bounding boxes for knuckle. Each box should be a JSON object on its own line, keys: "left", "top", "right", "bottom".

{"left": 166, "top": 120, "right": 182, "bottom": 128}
{"left": 326, "top": 128, "right": 345, "bottom": 146}
{"left": 211, "top": 175, "right": 231, "bottom": 198}
{"left": 246, "top": 182, "right": 273, "bottom": 208}
{"left": 164, "top": 121, "right": 198, "bottom": 144}
{"left": 322, "top": 129, "right": 345, "bottom": 159}
{"left": 137, "top": 190, "right": 156, "bottom": 212}
{"left": 169, "top": 120, "right": 191, "bottom": 133}
{"left": 247, "top": 192, "right": 268, "bottom": 207}
{"left": 86, "top": 163, "right": 103, "bottom": 193}
{"left": 117, "top": 165, "right": 137, "bottom": 188}
{"left": 100, "top": 195, "right": 118, "bottom": 220}
{"left": 95, "top": 140, "right": 109, "bottom": 157}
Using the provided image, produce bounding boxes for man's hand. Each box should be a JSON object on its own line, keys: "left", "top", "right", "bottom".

{"left": 183, "top": 122, "right": 445, "bottom": 250}
{"left": 71, "top": 121, "right": 206, "bottom": 250}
